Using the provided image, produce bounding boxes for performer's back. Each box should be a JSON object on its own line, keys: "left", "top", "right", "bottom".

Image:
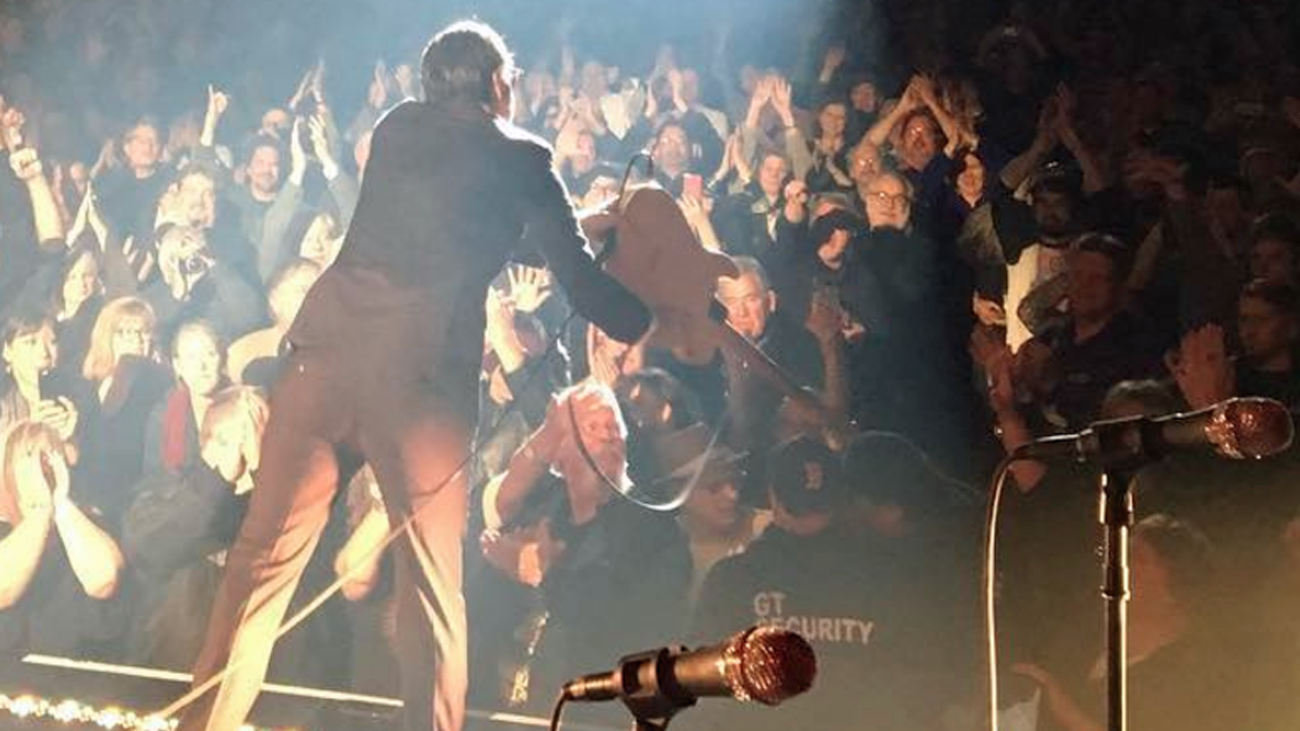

{"left": 289, "top": 99, "right": 643, "bottom": 413}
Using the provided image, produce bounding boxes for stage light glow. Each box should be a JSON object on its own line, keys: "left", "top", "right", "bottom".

{"left": 0, "top": 693, "right": 297, "bottom": 731}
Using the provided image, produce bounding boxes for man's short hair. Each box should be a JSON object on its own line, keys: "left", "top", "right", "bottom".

{"left": 725, "top": 256, "right": 771, "bottom": 291}
{"left": 421, "top": 20, "right": 514, "bottom": 108}
{"left": 242, "top": 134, "right": 283, "bottom": 166}
{"left": 1030, "top": 162, "right": 1083, "bottom": 201}
{"left": 1134, "top": 514, "right": 1217, "bottom": 612}
{"left": 123, "top": 115, "right": 160, "bottom": 141}
{"left": 1250, "top": 212, "right": 1300, "bottom": 249}
{"left": 1240, "top": 278, "right": 1300, "bottom": 320}
{"left": 1071, "top": 231, "right": 1132, "bottom": 281}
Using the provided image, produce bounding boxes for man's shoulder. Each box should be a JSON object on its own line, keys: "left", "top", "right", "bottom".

{"left": 492, "top": 119, "right": 555, "bottom": 163}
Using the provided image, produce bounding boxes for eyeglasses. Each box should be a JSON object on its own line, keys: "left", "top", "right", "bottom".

{"left": 114, "top": 326, "right": 152, "bottom": 340}
{"left": 866, "top": 191, "right": 911, "bottom": 207}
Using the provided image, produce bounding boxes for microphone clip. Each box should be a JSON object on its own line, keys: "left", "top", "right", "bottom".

{"left": 614, "top": 646, "right": 696, "bottom": 731}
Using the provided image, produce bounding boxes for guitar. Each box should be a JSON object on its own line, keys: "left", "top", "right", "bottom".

{"left": 580, "top": 184, "right": 843, "bottom": 433}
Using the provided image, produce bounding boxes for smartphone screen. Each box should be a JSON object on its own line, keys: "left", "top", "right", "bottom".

{"left": 683, "top": 173, "right": 704, "bottom": 201}
{"left": 37, "top": 370, "right": 56, "bottom": 402}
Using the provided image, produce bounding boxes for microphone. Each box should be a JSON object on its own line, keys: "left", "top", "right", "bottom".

{"left": 1013, "top": 397, "right": 1294, "bottom": 467}
{"left": 562, "top": 626, "right": 817, "bottom": 709}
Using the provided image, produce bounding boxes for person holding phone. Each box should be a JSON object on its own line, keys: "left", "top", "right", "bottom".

{"left": 0, "top": 305, "right": 80, "bottom": 442}
{"left": 177, "top": 21, "right": 649, "bottom": 731}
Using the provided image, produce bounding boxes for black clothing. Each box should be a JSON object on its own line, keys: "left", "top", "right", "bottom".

{"left": 1039, "top": 311, "right": 1162, "bottom": 430}
{"left": 0, "top": 517, "right": 130, "bottom": 662}
{"left": 693, "top": 526, "right": 970, "bottom": 731}
{"left": 79, "top": 357, "right": 173, "bottom": 526}
{"left": 178, "top": 100, "right": 649, "bottom": 731}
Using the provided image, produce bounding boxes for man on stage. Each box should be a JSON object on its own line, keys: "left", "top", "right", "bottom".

{"left": 177, "top": 21, "right": 650, "bottom": 731}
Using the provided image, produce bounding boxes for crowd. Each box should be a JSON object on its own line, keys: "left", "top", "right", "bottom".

{"left": 2, "top": 0, "right": 1300, "bottom": 730}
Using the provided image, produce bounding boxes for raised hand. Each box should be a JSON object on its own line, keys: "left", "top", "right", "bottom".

{"left": 746, "top": 76, "right": 772, "bottom": 121}
{"left": 805, "top": 287, "right": 845, "bottom": 343}
{"left": 769, "top": 76, "right": 795, "bottom": 124}
{"left": 207, "top": 84, "right": 230, "bottom": 122}
{"left": 911, "top": 74, "right": 939, "bottom": 107}
{"left": 368, "top": 59, "right": 390, "bottom": 109}
{"left": 309, "top": 59, "right": 327, "bottom": 106}
{"left": 678, "top": 193, "right": 710, "bottom": 225}
{"left": 200, "top": 85, "right": 230, "bottom": 147}
{"left": 783, "top": 178, "right": 809, "bottom": 223}
{"left": 1167, "top": 324, "right": 1235, "bottom": 409}
{"left": 667, "top": 69, "right": 688, "bottom": 112}
{"left": 506, "top": 265, "right": 553, "bottom": 313}
{"left": 821, "top": 43, "right": 847, "bottom": 77}
{"left": 90, "top": 138, "right": 118, "bottom": 178}
{"left": 485, "top": 287, "right": 520, "bottom": 356}
{"left": 1, "top": 105, "right": 26, "bottom": 151}
{"left": 393, "top": 64, "right": 417, "bottom": 99}
{"left": 307, "top": 115, "right": 338, "bottom": 177}
{"left": 8, "top": 147, "right": 44, "bottom": 183}
{"left": 288, "top": 117, "right": 309, "bottom": 185}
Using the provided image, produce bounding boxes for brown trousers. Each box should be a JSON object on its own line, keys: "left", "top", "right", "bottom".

{"left": 179, "top": 344, "right": 470, "bottom": 731}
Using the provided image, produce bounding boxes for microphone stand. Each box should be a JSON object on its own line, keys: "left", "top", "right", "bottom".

{"left": 1098, "top": 467, "right": 1136, "bottom": 731}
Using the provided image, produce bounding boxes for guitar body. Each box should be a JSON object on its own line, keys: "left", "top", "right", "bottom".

{"left": 580, "top": 182, "right": 843, "bottom": 437}
{"left": 583, "top": 184, "right": 738, "bottom": 364}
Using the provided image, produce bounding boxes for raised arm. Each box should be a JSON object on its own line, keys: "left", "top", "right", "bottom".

{"left": 865, "top": 82, "right": 921, "bottom": 149}
{"left": 9, "top": 147, "right": 67, "bottom": 247}
{"left": 493, "top": 398, "right": 567, "bottom": 527}
{"left": 50, "top": 449, "right": 124, "bottom": 600}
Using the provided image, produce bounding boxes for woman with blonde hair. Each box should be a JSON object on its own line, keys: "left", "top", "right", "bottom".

{"left": 78, "top": 296, "right": 171, "bottom": 525}
{"left": 0, "top": 420, "right": 127, "bottom": 659}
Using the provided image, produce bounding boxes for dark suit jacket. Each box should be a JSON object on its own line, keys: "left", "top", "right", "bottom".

{"left": 288, "top": 100, "right": 649, "bottom": 416}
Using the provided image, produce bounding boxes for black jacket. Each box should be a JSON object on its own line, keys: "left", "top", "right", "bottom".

{"left": 287, "top": 101, "right": 649, "bottom": 416}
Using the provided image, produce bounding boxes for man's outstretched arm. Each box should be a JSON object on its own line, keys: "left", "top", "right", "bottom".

{"left": 518, "top": 142, "right": 651, "bottom": 345}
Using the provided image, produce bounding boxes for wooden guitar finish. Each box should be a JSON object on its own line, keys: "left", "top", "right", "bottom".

{"left": 580, "top": 184, "right": 831, "bottom": 422}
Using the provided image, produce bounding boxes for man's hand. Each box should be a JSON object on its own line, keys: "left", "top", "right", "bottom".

{"left": 783, "top": 179, "right": 809, "bottom": 223}
{"left": 805, "top": 288, "right": 845, "bottom": 343}
{"left": 820, "top": 43, "right": 847, "bottom": 81}
{"left": 2, "top": 106, "right": 26, "bottom": 151}
{"left": 307, "top": 115, "right": 338, "bottom": 180}
{"left": 368, "top": 60, "right": 390, "bottom": 110}
{"left": 506, "top": 265, "right": 553, "bottom": 314}
{"left": 8, "top": 147, "right": 44, "bottom": 183}
{"left": 207, "top": 84, "right": 230, "bottom": 123}
{"left": 288, "top": 118, "right": 309, "bottom": 186}
{"left": 201, "top": 85, "right": 230, "bottom": 147}
{"left": 667, "top": 69, "right": 689, "bottom": 113}
{"left": 90, "top": 138, "right": 118, "bottom": 178}
{"left": 769, "top": 76, "right": 796, "bottom": 127}
{"left": 973, "top": 294, "right": 1006, "bottom": 327}
{"left": 745, "top": 76, "right": 772, "bottom": 126}
{"left": 1167, "top": 324, "right": 1235, "bottom": 409}
{"left": 678, "top": 193, "right": 711, "bottom": 228}
{"left": 485, "top": 287, "right": 525, "bottom": 372}
{"left": 393, "top": 64, "right": 417, "bottom": 99}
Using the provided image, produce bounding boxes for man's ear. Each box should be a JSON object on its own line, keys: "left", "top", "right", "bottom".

{"left": 490, "top": 70, "right": 511, "bottom": 117}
